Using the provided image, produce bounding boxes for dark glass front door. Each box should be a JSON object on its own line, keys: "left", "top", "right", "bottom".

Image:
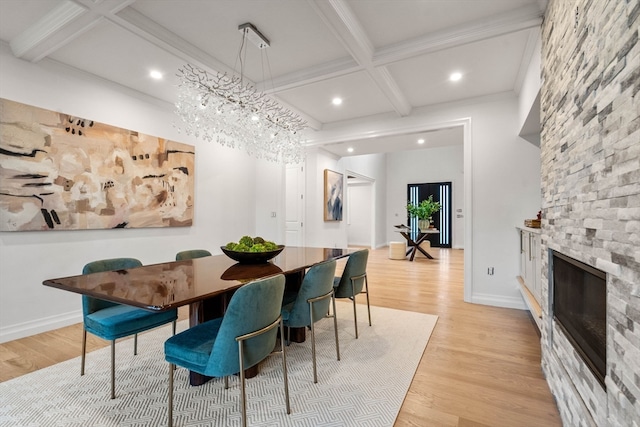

{"left": 407, "top": 182, "right": 452, "bottom": 248}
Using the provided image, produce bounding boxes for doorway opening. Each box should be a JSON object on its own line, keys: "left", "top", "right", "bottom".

{"left": 347, "top": 171, "right": 375, "bottom": 249}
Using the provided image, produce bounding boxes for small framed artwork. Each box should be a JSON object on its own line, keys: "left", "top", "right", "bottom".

{"left": 324, "top": 169, "right": 343, "bottom": 221}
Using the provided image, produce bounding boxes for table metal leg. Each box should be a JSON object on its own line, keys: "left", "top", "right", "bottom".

{"left": 415, "top": 245, "right": 434, "bottom": 259}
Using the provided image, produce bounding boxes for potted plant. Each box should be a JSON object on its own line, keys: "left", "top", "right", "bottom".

{"left": 406, "top": 196, "right": 441, "bottom": 230}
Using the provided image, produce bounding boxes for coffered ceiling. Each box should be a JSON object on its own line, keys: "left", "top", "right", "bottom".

{"left": 0, "top": 0, "right": 546, "bottom": 157}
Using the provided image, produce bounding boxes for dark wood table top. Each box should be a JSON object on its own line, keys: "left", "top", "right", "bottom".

{"left": 43, "top": 246, "right": 353, "bottom": 311}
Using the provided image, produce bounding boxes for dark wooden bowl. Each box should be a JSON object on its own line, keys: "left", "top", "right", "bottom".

{"left": 220, "top": 245, "right": 285, "bottom": 264}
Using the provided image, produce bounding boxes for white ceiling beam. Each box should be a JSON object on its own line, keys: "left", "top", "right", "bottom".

{"left": 309, "top": 0, "right": 412, "bottom": 117}
{"left": 513, "top": 27, "right": 541, "bottom": 95}
{"left": 112, "top": 6, "right": 234, "bottom": 77}
{"left": 9, "top": 0, "right": 135, "bottom": 62}
{"left": 257, "top": 56, "right": 361, "bottom": 93}
{"left": 312, "top": 0, "right": 374, "bottom": 65}
{"left": 10, "top": 0, "right": 87, "bottom": 60}
{"left": 373, "top": 5, "right": 543, "bottom": 66}
{"left": 304, "top": 114, "right": 471, "bottom": 147}
{"left": 370, "top": 66, "right": 413, "bottom": 115}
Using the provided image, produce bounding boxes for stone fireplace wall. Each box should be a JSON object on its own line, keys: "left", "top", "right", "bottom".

{"left": 540, "top": 0, "right": 639, "bottom": 425}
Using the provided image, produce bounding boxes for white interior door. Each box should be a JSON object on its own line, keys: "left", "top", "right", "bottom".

{"left": 347, "top": 184, "right": 372, "bottom": 247}
{"left": 346, "top": 172, "right": 375, "bottom": 249}
{"left": 285, "top": 164, "right": 305, "bottom": 246}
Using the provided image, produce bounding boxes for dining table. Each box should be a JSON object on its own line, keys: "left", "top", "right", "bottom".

{"left": 42, "top": 246, "right": 354, "bottom": 385}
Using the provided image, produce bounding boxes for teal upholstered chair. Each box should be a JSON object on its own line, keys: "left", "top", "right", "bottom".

{"left": 281, "top": 259, "right": 340, "bottom": 383}
{"left": 333, "top": 249, "right": 371, "bottom": 339}
{"left": 175, "top": 249, "right": 212, "bottom": 261}
{"left": 164, "top": 274, "right": 290, "bottom": 427}
{"left": 81, "top": 258, "right": 178, "bottom": 399}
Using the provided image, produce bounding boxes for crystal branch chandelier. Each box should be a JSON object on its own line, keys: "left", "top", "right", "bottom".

{"left": 175, "top": 23, "right": 307, "bottom": 163}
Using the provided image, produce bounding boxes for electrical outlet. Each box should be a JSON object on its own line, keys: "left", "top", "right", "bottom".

{"left": 488, "top": 267, "right": 494, "bottom": 275}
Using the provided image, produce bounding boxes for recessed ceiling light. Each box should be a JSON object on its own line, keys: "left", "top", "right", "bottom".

{"left": 347, "top": 147, "right": 354, "bottom": 153}
{"left": 417, "top": 138, "right": 425, "bottom": 144}
{"left": 449, "top": 72, "right": 462, "bottom": 82}
{"left": 150, "top": 70, "right": 163, "bottom": 80}
{"left": 332, "top": 97, "right": 343, "bottom": 106}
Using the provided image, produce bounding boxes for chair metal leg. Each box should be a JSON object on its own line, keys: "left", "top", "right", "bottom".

{"left": 364, "top": 275, "right": 372, "bottom": 327}
{"left": 279, "top": 320, "right": 291, "bottom": 414}
{"left": 168, "top": 363, "right": 174, "bottom": 427}
{"left": 238, "top": 340, "right": 247, "bottom": 427}
{"left": 350, "top": 279, "right": 359, "bottom": 339}
{"left": 224, "top": 376, "right": 229, "bottom": 389}
{"left": 110, "top": 340, "right": 116, "bottom": 399}
{"left": 307, "top": 290, "right": 340, "bottom": 383}
{"left": 235, "top": 316, "right": 290, "bottom": 423}
{"left": 81, "top": 329, "right": 87, "bottom": 376}
{"left": 331, "top": 291, "right": 341, "bottom": 361}
{"left": 309, "top": 303, "right": 318, "bottom": 383}
{"left": 134, "top": 333, "right": 138, "bottom": 356}
{"left": 351, "top": 296, "right": 359, "bottom": 338}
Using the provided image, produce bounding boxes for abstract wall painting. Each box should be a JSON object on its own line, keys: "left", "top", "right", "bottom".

{"left": 0, "top": 98, "right": 195, "bottom": 231}
{"left": 324, "top": 169, "right": 343, "bottom": 221}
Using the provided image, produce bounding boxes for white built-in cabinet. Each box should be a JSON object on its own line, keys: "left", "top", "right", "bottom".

{"left": 517, "top": 227, "right": 542, "bottom": 329}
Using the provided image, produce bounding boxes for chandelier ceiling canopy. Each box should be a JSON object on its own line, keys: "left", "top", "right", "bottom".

{"left": 175, "top": 23, "right": 307, "bottom": 164}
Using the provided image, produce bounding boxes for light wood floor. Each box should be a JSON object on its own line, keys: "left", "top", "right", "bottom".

{"left": 0, "top": 247, "right": 561, "bottom": 426}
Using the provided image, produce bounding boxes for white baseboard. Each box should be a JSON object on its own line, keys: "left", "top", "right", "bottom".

{"left": 0, "top": 310, "right": 82, "bottom": 343}
{"left": 470, "top": 292, "right": 527, "bottom": 310}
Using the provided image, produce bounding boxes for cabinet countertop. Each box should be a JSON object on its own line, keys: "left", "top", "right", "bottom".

{"left": 516, "top": 225, "right": 541, "bottom": 234}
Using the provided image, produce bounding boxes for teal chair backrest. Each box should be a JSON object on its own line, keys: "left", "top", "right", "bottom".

{"left": 176, "top": 249, "right": 212, "bottom": 261}
{"left": 82, "top": 258, "right": 142, "bottom": 316}
{"left": 285, "top": 260, "right": 337, "bottom": 327}
{"left": 334, "top": 249, "right": 369, "bottom": 298}
{"left": 205, "top": 274, "right": 285, "bottom": 377}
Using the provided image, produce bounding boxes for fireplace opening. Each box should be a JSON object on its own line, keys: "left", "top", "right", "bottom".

{"left": 551, "top": 251, "right": 606, "bottom": 388}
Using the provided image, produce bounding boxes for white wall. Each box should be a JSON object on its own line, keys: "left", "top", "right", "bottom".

{"left": 0, "top": 45, "right": 284, "bottom": 342}
{"left": 518, "top": 32, "right": 542, "bottom": 131}
{"left": 469, "top": 97, "right": 541, "bottom": 307}
{"left": 302, "top": 151, "right": 387, "bottom": 250}
{"left": 342, "top": 153, "right": 387, "bottom": 248}
{"left": 386, "top": 145, "right": 465, "bottom": 249}
{"left": 302, "top": 148, "right": 346, "bottom": 248}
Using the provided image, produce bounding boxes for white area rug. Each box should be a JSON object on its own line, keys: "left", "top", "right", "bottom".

{"left": 0, "top": 302, "right": 437, "bottom": 427}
